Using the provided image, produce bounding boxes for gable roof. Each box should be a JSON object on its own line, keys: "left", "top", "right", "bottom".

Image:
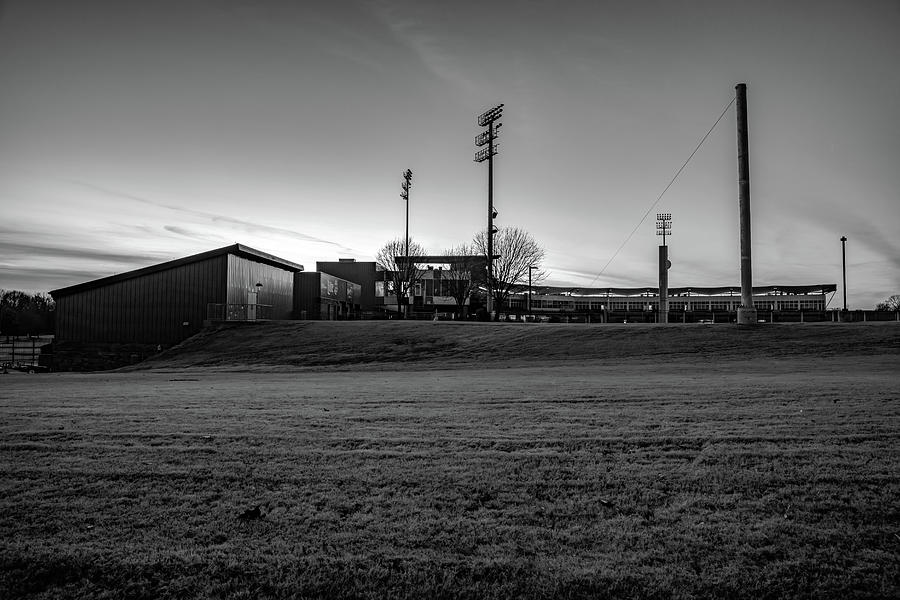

{"left": 50, "top": 244, "right": 304, "bottom": 298}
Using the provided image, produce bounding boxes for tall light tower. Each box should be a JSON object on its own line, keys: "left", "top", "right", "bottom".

{"left": 656, "top": 213, "right": 672, "bottom": 324}
{"left": 735, "top": 83, "right": 757, "bottom": 326}
{"left": 840, "top": 235, "right": 848, "bottom": 311}
{"left": 475, "top": 103, "right": 503, "bottom": 318}
{"left": 400, "top": 169, "right": 412, "bottom": 317}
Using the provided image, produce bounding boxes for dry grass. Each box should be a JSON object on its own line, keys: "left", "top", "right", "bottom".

{"left": 134, "top": 320, "right": 900, "bottom": 370}
{"left": 1, "top": 322, "right": 898, "bottom": 598}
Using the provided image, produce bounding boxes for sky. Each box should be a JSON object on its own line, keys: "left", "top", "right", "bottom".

{"left": 1, "top": 0, "right": 898, "bottom": 309}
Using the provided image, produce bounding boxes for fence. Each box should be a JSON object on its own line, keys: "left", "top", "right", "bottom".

{"left": 206, "top": 303, "right": 273, "bottom": 322}
{"left": 0, "top": 335, "right": 53, "bottom": 367}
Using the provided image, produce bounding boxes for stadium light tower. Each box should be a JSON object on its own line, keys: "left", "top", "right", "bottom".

{"left": 656, "top": 214, "right": 672, "bottom": 324}
{"left": 400, "top": 169, "right": 412, "bottom": 317}
{"left": 840, "top": 235, "right": 848, "bottom": 311}
{"left": 475, "top": 103, "right": 503, "bottom": 317}
{"left": 735, "top": 83, "right": 757, "bottom": 325}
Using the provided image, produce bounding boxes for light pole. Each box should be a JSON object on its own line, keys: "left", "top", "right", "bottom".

{"left": 656, "top": 213, "right": 672, "bottom": 324}
{"left": 475, "top": 103, "right": 503, "bottom": 318}
{"left": 735, "top": 83, "right": 757, "bottom": 326}
{"left": 527, "top": 265, "right": 536, "bottom": 315}
{"left": 840, "top": 235, "right": 848, "bottom": 311}
{"left": 400, "top": 169, "right": 412, "bottom": 317}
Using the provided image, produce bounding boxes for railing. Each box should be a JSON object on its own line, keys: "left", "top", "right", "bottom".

{"left": 206, "top": 303, "right": 273, "bottom": 322}
{"left": 0, "top": 335, "right": 53, "bottom": 368}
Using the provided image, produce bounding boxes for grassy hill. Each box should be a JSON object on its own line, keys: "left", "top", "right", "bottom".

{"left": 136, "top": 320, "right": 900, "bottom": 370}
{"left": 2, "top": 321, "right": 898, "bottom": 598}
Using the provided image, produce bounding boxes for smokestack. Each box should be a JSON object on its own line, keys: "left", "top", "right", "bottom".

{"left": 735, "top": 83, "right": 757, "bottom": 325}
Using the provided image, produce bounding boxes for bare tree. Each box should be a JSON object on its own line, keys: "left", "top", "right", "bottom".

{"left": 875, "top": 294, "right": 900, "bottom": 311}
{"left": 473, "top": 226, "right": 547, "bottom": 318}
{"left": 375, "top": 238, "right": 426, "bottom": 317}
{"left": 442, "top": 243, "right": 485, "bottom": 318}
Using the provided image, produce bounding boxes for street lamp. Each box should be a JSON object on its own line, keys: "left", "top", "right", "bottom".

{"left": 475, "top": 103, "right": 503, "bottom": 317}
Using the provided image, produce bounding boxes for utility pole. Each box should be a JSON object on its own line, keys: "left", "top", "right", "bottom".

{"left": 735, "top": 83, "right": 757, "bottom": 325}
{"left": 656, "top": 213, "right": 672, "bottom": 324}
{"left": 840, "top": 235, "right": 848, "bottom": 311}
{"left": 400, "top": 169, "right": 412, "bottom": 318}
{"left": 475, "top": 103, "right": 503, "bottom": 319}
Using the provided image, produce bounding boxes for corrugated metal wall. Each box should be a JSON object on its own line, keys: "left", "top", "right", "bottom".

{"left": 226, "top": 255, "right": 294, "bottom": 320}
{"left": 55, "top": 255, "right": 227, "bottom": 345}
{"left": 294, "top": 272, "right": 322, "bottom": 319}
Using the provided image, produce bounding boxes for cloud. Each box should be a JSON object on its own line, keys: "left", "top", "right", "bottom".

{"left": 162, "top": 225, "right": 226, "bottom": 243}
{"left": 0, "top": 239, "right": 170, "bottom": 266}
{"left": 0, "top": 264, "right": 115, "bottom": 293}
{"left": 368, "top": 1, "right": 482, "bottom": 98}
{"left": 546, "top": 265, "right": 650, "bottom": 289}
{"left": 68, "top": 180, "right": 348, "bottom": 248}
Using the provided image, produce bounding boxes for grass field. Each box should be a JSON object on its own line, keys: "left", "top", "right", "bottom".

{"left": 1, "top": 322, "right": 899, "bottom": 598}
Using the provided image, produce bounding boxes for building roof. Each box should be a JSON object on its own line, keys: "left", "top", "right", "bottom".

{"left": 395, "top": 255, "right": 487, "bottom": 267}
{"left": 522, "top": 284, "right": 837, "bottom": 297}
{"left": 50, "top": 243, "right": 304, "bottom": 298}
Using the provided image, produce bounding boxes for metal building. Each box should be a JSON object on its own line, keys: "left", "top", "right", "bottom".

{"left": 295, "top": 271, "right": 362, "bottom": 320}
{"left": 51, "top": 244, "right": 304, "bottom": 347}
{"left": 316, "top": 259, "right": 379, "bottom": 317}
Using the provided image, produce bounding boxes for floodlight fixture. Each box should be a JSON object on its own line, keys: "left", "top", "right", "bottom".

{"left": 656, "top": 213, "right": 672, "bottom": 246}
{"left": 492, "top": 207, "right": 498, "bottom": 219}
{"left": 474, "top": 145, "right": 498, "bottom": 163}
{"left": 477, "top": 103, "right": 504, "bottom": 126}
{"left": 475, "top": 124, "right": 500, "bottom": 147}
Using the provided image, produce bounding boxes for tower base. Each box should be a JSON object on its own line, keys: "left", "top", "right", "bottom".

{"left": 736, "top": 307, "right": 758, "bottom": 326}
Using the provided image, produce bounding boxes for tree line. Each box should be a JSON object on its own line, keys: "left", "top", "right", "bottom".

{"left": 875, "top": 295, "right": 900, "bottom": 311}
{"left": 375, "top": 226, "right": 547, "bottom": 320}
{"left": 0, "top": 290, "right": 55, "bottom": 337}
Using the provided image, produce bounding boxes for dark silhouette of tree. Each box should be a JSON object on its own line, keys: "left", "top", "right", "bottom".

{"left": 375, "top": 238, "right": 426, "bottom": 318}
{"left": 0, "top": 290, "right": 55, "bottom": 336}
{"left": 473, "top": 226, "right": 546, "bottom": 319}
{"left": 875, "top": 294, "right": 900, "bottom": 311}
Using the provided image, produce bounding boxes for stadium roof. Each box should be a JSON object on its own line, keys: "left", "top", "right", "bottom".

{"left": 521, "top": 284, "right": 837, "bottom": 297}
